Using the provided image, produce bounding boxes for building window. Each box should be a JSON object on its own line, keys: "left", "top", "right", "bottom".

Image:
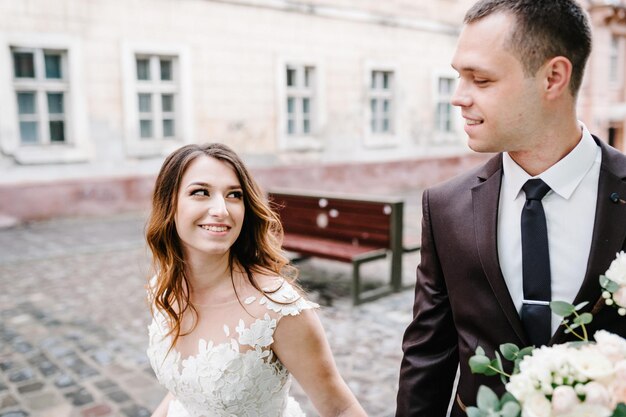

{"left": 610, "top": 35, "right": 620, "bottom": 84}
{"left": 135, "top": 55, "right": 178, "bottom": 140}
{"left": 12, "top": 48, "right": 68, "bottom": 145}
{"left": 436, "top": 77, "right": 455, "bottom": 132}
{"left": 285, "top": 65, "right": 315, "bottom": 136}
{"left": 369, "top": 70, "right": 394, "bottom": 134}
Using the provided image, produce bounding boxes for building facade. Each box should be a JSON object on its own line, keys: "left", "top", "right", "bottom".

{"left": 1, "top": 0, "right": 624, "bottom": 221}
{"left": 0, "top": 0, "right": 477, "bottom": 183}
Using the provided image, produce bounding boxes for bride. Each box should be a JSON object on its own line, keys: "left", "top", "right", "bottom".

{"left": 145, "top": 143, "right": 367, "bottom": 417}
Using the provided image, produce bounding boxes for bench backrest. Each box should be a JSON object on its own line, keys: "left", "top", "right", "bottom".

{"left": 268, "top": 191, "right": 403, "bottom": 250}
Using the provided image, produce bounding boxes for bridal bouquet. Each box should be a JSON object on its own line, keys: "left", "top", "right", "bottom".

{"left": 467, "top": 251, "right": 626, "bottom": 417}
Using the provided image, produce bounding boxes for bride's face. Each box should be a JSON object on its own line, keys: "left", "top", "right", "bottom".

{"left": 174, "top": 156, "right": 245, "bottom": 261}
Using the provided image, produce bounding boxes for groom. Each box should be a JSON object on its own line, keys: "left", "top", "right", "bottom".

{"left": 396, "top": 1, "right": 626, "bottom": 416}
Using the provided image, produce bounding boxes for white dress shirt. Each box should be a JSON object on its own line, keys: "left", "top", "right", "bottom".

{"left": 497, "top": 123, "right": 601, "bottom": 334}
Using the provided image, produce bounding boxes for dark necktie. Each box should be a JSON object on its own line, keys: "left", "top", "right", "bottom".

{"left": 520, "top": 178, "right": 552, "bottom": 347}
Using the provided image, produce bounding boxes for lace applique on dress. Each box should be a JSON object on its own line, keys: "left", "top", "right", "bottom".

{"left": 146, "top": 280, "right": 318, "bottom": 417}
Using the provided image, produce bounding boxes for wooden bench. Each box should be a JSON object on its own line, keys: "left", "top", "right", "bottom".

{"left": 269, "top": 190, "right": 418, "bottom": 305}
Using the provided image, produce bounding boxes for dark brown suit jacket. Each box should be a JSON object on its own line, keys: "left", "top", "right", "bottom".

{"left": 396, "top": 138, "right": 626, "bottom": 417}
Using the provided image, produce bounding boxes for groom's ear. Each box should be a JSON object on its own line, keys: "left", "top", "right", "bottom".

{"left": 541, "top": 56, "right": 573, "bottom": 101}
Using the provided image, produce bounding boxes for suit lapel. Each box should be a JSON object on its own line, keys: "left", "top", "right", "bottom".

{"left": 472, "top": 155, "right": 528, "bottom": 345}
{"left": 551, "top": 139, "right": 626, "bottom": 344}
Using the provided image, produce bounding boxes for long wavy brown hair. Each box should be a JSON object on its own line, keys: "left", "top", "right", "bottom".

{"left": 145, "top": 143, "right": 296, "bottom": 350}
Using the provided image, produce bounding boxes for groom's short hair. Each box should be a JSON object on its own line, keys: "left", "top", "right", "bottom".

{"left": 464, "top": 0, "right": 592, "bottom": 97}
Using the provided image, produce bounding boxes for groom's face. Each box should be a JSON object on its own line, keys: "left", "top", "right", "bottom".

{"left": 451, "top": 12, "right": 544, "bottom": 154}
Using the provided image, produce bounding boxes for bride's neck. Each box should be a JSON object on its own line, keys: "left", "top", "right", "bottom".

{"left": 185, "top": 253, "right": 233, "bottom": 291}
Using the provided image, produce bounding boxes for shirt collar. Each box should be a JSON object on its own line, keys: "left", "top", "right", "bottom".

{"left": 502, "top": 122, "right": 600, "bottom": 201}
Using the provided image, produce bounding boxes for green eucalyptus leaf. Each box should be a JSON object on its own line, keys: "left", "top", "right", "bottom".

{"left": 475, "top": 346, "right": 486, "bottom": 356}
{"left": 469, "top": 355, "right": 491, "bottom": 374}
{"left": 600, "top": 275, "right": 620, "bottom": 293}
{"left": 477, "top": 386, "right": 500, "bottom": 412}
{"left": 484, "top": 359, "right": 498, "bottom": 376}
{"left": 466, "top": 406, "right": 484, "bottom": 417}
{"left": 514, "top": 347, "right": 533, "bottom": 373}
{"left": 500, "top": 343, "right": 519, "bottom": 361}
{"left": 550, "top": 301, "right": 575, "bottom": 317}
{"left": 500, "top": 392, "right": 518, "bottom": 405}
{"left": 518, "top": 346, "right": 534, "bottom": 357}
{"left": 495, "top": 351, "right": 507, "bottom": 384}
{"left": 574, "top": 301, "right": 589, "bottom": 310}
{"left": 573, "top": 312, "right": 593, "bottom": 325}
{"left": 501, "top": 401, "right": 521, "bottom": 417}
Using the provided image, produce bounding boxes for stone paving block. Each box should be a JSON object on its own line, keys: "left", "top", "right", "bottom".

{"left": 11, "top": 340, "right": 34, "bottom": 356}
{"left": 53, "top": 374, "right": 76, "bottom": 389}
{"left": 60, "top": 355, "right": 99, "bottom": 379}
{"left": 92, "top": 380, "right": 116, "bottom": 392}
{"left": 0, "top": 382, "right": 7, "bottom": 392}
{"left": 120, "top": 404, "right": 150, "bottom": 417}
{"left": 8, "top": 368, "right": 34, "bottom": 384}
{"left": 105, "top": 390, "right": 130, "bottom": 404}
{"left": 88, "top": 351, "right": 111, "bottom": 366}
{"left": 16, "top": 382, "right": 44, "bottom": 394}
{"left": 63, "top": 388, "right": 94, "bottom": 407}
{"left": 27, "top": 354, "right": 58, "bottom": 377}
{"left": 0, "top": 393, "right": 19, "bottom": 408}
{"left": 47, "top": 346, "right": 73, "bottom": 360}
{"left": 0, "top": 360, "right": 14, "bottom": 372}
{"left": 0, "top": 328, "right": 18, "bottom": 345}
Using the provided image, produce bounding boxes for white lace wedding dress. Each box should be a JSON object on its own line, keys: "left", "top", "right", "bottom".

{"left": 147, "top": 280, "right": 319, "bottom": 417}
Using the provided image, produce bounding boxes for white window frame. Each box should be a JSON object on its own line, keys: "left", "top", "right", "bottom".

{"left": 364, "top": 62, "right": 399, "bottom": 148}
{"left": 0, "top": 33, "right": 91, "bottom": 164}
{"left": 13, "top": 47, "right": 69, "bottom": 145}
{"left": 276, "top": 58, "right": 325, "bottom": 151}
{"left": 122, "top": 42, "right": 192, "bottom": 157}
{"left": 432, "top": 70, "right": 461, "bottom": 143}
{"left": 609, "top": 34, "right": 622, "bottom": 86}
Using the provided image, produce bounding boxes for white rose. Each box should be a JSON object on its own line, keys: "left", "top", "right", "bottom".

{"left": 570, "top": 346, "right": 614, "bottom": 382}
{"left": 594, "top": 330, "right": 626, "bottom": 363}
{"left": 522, "top": 392, "right": 552, "bottom": 417}
{"left": 519, "top": 346, "right": 567, "bottom": 385}
{"left": 507, "top": 374, "right": 538, "bottom": 403}
{"left": 583, "top": 382, "right": 611, "bottom": 408}
{"left": 552, "top": 385, "right": 579, "bottom": 415}
{"left": 605, "top": 251, "right": 626, "bottom": 285}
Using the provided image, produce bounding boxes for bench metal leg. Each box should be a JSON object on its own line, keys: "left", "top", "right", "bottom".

{"left": 352, "top": 256, "right": 395, "bottom": 305}
{"left": 352, "top": 260, "right": 362, "bottom": 306}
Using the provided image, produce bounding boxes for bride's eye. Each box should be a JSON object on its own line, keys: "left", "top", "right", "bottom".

{"left": 191, "top": 189, "right": 209, "bottom": 197}
{"left": 227, "top": 190, "right": 244, "bottom": 199}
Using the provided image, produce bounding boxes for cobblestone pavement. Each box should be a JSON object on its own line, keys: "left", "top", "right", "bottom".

{"left": 0, "top": 193, "right": 423, "bottom": 417}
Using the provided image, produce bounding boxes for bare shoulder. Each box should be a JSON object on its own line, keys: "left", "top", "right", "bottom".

{"left": 252, "top": 273, "right": 285, "bottom": 292}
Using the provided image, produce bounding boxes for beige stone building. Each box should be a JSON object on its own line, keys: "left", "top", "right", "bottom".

{"left": 0, "top": 0, "right": 624, "bottom": 221}
{"left": 0, "top": 0, "right": 476, "bottom": 181}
